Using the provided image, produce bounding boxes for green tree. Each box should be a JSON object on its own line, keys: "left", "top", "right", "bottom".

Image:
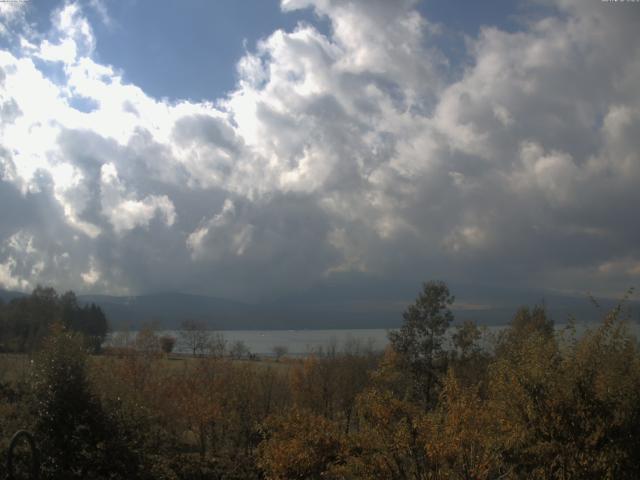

{"left": 32, "top": 324, "right": 139, "bottom": 478}
{"left": 451, "top": 320, "right": 482, "bottom": 359}
{"left": 12, "top": 286, "right": 59, "bottom": 352}
{"left": 59, "top": 291, "right": 80, "bottom": 330}
{"left": 388, "top": 280, "right": 455, "bottom": 407}
{"left": 80, "top": 303, "right": 109, "bottom": 354}
{"left": 58, "top": 292, "right": 109, "bottom": 353}
{"left": 450, "top": 320, "right": 489, "bottom": 387}
{"left": 0, "top": 288, "right": 109, "bottom": 354}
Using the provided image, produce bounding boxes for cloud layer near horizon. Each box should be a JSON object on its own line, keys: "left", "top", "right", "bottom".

{"left": 1, "top": 0, "right": 639, "bottom": 300}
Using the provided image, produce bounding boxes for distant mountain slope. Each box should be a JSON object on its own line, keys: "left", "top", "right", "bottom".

{"left": 2, "top": 287, "right": 637, "bottom": 330}
{"left": 76, "top": 292, "right": 406, "bottom": 330}
{"left": 0, "top": 289, "right": 27, "bottom": 303}
{"left": 78, "top": 293, "right": 263, "bottom": 330}
{"left": 77, "top": 289, "right": 639, "bottom": 330}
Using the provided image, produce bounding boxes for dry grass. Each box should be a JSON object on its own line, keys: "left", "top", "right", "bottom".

{"left": 0, "top": 351, "right": 298, "bottom": 388}
{"left": 0, "top": 353, "right": 34, "bottom": 385}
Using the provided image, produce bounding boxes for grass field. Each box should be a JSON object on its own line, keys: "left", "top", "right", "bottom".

{"left": 0, "top": 351, "right": 296, "bottom": 388}
{"left": 0, "top": 353, "right": 34, "bottom": 385}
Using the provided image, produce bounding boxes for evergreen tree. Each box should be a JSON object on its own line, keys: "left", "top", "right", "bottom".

{"left": 32, "top": 325, "right": 138, "bottom": 479}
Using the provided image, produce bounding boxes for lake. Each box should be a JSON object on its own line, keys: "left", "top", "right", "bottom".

{"left": 110, "top": 328, "right": 392, "bottom": 356}
{"left": 109, "top": 320, "right": 640, "bottom": 356}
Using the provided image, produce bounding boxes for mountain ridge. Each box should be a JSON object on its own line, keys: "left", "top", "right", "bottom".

{"left": 2, "top": 287, "right": 638, "bottom": 330}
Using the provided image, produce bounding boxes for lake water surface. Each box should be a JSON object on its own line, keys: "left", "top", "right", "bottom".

{"left": 161, "top": 329, "right": 390, "bottom": 356}
{"left": 110, "top": 321, "right": 640, "bottom": 356}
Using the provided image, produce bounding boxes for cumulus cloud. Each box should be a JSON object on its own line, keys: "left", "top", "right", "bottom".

{"left": 0, "top": 1, "right": 29, "bottom": 39}
{"left": 99, "top": 162, "right": 176, "bottom": 234}
{"left": 0, "top": 0, "right": 639, "bottom": 300}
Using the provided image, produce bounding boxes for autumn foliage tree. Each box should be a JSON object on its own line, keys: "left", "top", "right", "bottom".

{"left": 257, "top": 408, "right": 343, "bottom": 480}
{"left": 485, "top": 306, "right": 640, "bottom": 479}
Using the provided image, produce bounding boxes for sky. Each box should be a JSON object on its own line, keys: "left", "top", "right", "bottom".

{"left": 0, "top": 0, "right": 639, "bottom": 306}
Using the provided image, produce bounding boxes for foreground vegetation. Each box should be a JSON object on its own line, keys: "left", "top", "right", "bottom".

{"left": 1, "top": 282, "right": 639, "bottom": 479}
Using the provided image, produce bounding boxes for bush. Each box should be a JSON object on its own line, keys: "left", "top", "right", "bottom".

{"left": 160, "top": 335, "right": 177, "bottom": 355}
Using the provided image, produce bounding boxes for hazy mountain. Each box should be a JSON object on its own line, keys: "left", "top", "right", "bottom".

{"left": 77, "top": 293, "right": 265, "bottom": 330}
{"left": 2, "top": 286, "right": 637, "bottom": 330}
{"left": 0, "top": 289, "right": 27, "bottom": 303}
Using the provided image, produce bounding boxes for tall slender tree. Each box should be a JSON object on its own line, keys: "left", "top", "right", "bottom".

{"left": 388, "top": 280, "right": 454, "bottom": 407}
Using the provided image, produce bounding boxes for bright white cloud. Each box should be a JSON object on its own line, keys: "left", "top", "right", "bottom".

{"left": 100, "top": 163, "right": 176, "bottom": 234}
{"left": 0, "top": 1, "right": 28, "bottom": 38}
{"left": 81, "top": 256, "right": 100, "bottom": 285}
